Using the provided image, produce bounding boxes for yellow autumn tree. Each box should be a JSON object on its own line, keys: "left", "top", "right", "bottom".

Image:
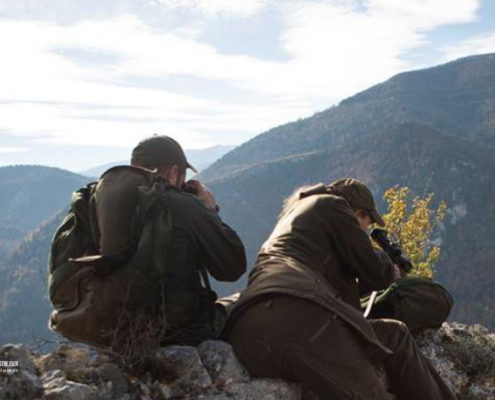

{"left": 380, "top": 186, "right": 447, "bottom": 279}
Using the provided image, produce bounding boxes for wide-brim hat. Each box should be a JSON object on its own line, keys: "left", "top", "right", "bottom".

{"left": 131, "top": 134, "right": 197, "bottom": 173}
{"left": 328, "top": 178, "right": 385, "bottom": 227}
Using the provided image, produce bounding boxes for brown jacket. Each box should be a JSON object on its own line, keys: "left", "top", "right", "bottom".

{"left": 227, "top": 190, "right": 395, "bottom": 353}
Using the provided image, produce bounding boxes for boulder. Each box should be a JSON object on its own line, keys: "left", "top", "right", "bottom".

{"left": 158, "top": 345, "right": 212, "bottom": 396}
{"left": 34, "top": 342, "right": 128, "bottom": 399}
{"left": 197, "top": 340, "right": 249, "bottom": 385}
{"left": 224, "top": 378, "right": 301, "bottom": 399}
{"left": 415, "top": 323, "right": 495, "bottom": 399}
{"left": 0, "top": 344, "right": 42, "bottom": 400}
{"left": 43, "top": 375, "right": 99, "bottom": 400}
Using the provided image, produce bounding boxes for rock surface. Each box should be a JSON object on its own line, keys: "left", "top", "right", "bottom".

{"left": 1, "top": 322, "right": 494, "bottom": 399}
{"left": 415, "top": 323, "right": 495, "bottom": 399}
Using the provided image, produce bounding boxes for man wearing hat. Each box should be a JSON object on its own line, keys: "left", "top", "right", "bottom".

{"left": 130, "top": 134, "right": 247, "bottom": 344}
{"left": 223, "top": 178, "right": 455, "bottom": 399}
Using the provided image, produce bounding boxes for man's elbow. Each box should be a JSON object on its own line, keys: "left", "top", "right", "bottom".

{"left": 213, "top": 250, "right": 247, "bottom": 282}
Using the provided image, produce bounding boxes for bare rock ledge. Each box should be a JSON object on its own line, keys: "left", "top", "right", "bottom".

{"left": 1, "top": 322, "right": 494, "bottom": 399}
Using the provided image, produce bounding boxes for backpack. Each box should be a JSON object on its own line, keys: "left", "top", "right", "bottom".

{"left": 360, "top": 278, "right": 454, "bottom": 331}
{"left": 48, "top": 166, "right": 214, "bottom": 346}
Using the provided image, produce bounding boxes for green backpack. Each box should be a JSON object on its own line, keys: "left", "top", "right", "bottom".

{"left": 360, "top": 278, "right": 454, "bottom": 331}
{"left": 48, "top": 166, "right": 213, "bottom": 346}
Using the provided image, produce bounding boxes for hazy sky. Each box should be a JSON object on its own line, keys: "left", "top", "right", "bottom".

{"left": 1, "top": 0, "right": 495, "bottom": 171}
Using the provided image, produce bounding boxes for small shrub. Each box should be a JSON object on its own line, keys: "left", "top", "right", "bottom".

{"left": 381, "top": 186, "right": 447, "bottom": 278}
{"left": 108, "top": 307, "right": 175, "bottom": 381}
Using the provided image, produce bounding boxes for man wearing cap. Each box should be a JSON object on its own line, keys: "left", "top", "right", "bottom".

{"left": 223, "top": 178, "right": 456, "bottom": 399}
{"left": 130, "top": 134, "right": 247, "bottom": 344}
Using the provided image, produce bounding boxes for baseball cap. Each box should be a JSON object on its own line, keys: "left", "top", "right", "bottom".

{"left": 328, "top": 178, "right": 385, "bottom": 226}
{"left": 131, "top": 134, "right": 197, "bottom": 173}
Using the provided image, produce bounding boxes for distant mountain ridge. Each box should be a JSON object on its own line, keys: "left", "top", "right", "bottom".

{"left": 201, "top": 53, "right": 495, "bottom": 182}
{"left": 79, "top": 145, "right": 236, "bottom": 178}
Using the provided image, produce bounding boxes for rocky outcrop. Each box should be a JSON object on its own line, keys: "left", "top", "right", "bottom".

{"left": 415, "top": 323, "right": 495, "bottom": 399}
{"left": 1, "top": 322, "right": 494, "bottom": 399}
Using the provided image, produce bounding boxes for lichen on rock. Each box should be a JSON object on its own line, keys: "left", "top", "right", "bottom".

{"left": 415, "top": 323, "right": 495, "bottom": 399}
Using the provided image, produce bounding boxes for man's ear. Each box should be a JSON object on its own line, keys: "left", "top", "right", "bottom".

{"left": 166, "top": 164, "right": 180, "bottom": 186}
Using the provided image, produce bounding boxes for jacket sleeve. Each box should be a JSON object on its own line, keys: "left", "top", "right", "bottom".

{"left": 358, "top": 250, "right": 394, "bottom": 295}
{"left": 321, "top": 197, "right": 394, "bottom": 291}
{"left": 192, "top": 205, "right": 247, "bottom": 282}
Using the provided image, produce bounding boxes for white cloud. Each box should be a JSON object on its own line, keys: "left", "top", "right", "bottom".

{"left": 0, "top": 147, "right": 27, "bottom": 153}
{"left": 0, "top": 0, "right": 482, "bottom": 157}
{"left": 441, "top": 32, "right": 495, "bottom": 62}
{"left": 0, "top": 15, "right": 313, "bottom": 149}
{"left": 152, "top": 0, "right": 272, "bottom": 17}
{"left": 277, "top": 0, "right": 480, "bottom": 97}
{"left": 367, "top": 0, "right": 479, "bottom": 29}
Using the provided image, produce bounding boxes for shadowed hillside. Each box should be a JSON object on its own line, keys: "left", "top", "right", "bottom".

{"left": 0, "top": 166, "right": 90, "bottom": 259}
{"left": 0, "top": 213, "right": 63, "bottom": 346}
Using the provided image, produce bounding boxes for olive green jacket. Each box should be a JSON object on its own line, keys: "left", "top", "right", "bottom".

{"left": 157, "top": 187, "right": 247, "bottom": 325}
{"left": 228, "top": 190, "right": 394, "bottom": 353}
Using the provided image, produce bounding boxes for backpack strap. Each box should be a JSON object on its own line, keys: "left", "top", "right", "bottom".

{"left": 88, "top": 193, "right": 100, "bottom": 252}
{"left": 70, "top": 182, "right": 99, "bottom": 253}
{"left": 198, "top": 264, "right": 212, "bottom": 291}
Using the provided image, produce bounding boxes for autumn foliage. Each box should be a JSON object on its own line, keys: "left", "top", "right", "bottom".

{"left": 380, "top": 187, "right": 447, "bottom": 279}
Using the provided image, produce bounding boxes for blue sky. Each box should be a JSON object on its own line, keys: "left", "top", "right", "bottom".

{"left": 1, "top": 0, "right": 494, "bottom": 171}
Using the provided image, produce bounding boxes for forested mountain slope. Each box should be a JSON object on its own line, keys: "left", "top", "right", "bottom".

{"left": 202, "top": 53, "right": 495, "bottom": 181}
{"left": 0, "top": 166, "right": 89, "bottom": 259}
{"left": 0, "top": 213, "right": 63, "bottom": 345}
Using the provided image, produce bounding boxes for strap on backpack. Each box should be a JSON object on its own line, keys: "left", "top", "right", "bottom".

{"left": 198, "top": 265, "right": 212, "bottom": 291}
{"left": 88, "top": 195, "right": 100, "bottom": 251}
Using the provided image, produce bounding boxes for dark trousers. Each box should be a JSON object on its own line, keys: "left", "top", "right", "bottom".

{"left": 226, "top": 294, "right": 457, "bottom": 400}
